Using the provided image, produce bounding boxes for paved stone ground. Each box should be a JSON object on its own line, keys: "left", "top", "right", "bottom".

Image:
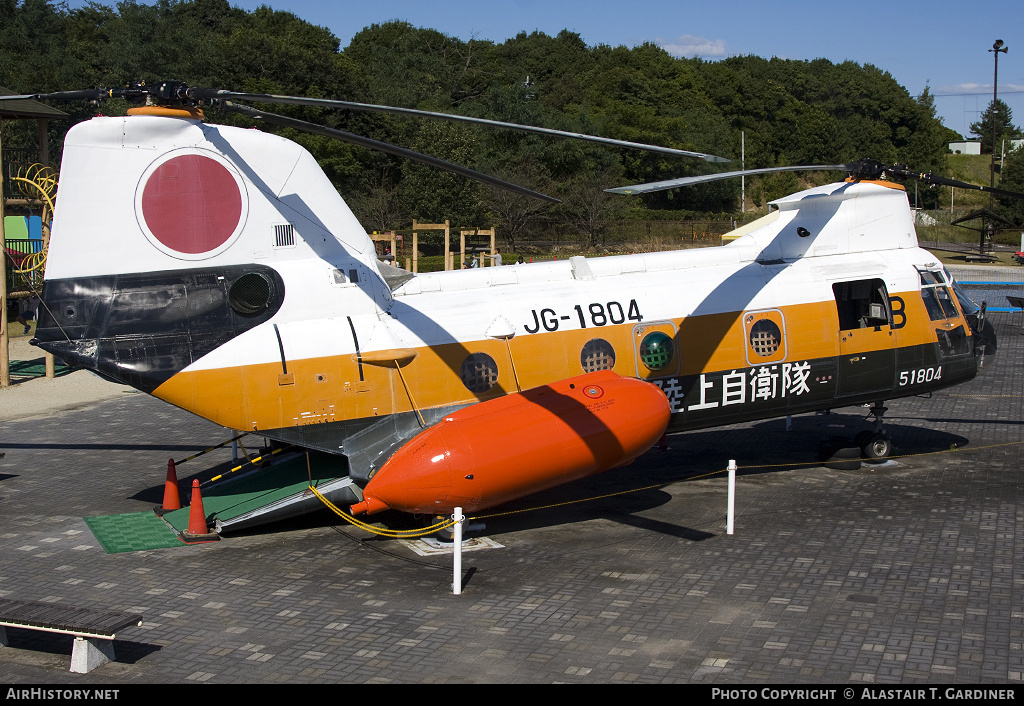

{"left": 0, "top": 315, "right": 1022, "bottom": 685}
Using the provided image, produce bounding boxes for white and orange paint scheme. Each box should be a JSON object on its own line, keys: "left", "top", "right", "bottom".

{"left": 32, "top": 111, "right": 993, "bottom": 521}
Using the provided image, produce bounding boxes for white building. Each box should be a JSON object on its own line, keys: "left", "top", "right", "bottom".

{"left": 949, "top": 140, "right": 981, "bottom": 155}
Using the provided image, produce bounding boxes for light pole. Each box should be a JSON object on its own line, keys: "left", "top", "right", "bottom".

{"left": 985, "top": 39, "right": 1007, "bottom": 255}
{"left": 990, "top": 40, "right": 1008, "bottom": 202}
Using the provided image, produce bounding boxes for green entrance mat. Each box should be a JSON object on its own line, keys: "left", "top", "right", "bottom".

{"left": 84, "top": 453, "right": 348, "bottom": 551}
{"left": 84, "top": 512, "right": 184, "bottom": 553}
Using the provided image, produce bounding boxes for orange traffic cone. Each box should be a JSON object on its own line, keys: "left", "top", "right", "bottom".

{"left": 187, "top": 480, "right": 208, "bottom": 534}
{"left": 161, "top": 459, "right": 181, "bottom": 511}
{"left": 180, "top": 479, "right": 219, "bottom": 543}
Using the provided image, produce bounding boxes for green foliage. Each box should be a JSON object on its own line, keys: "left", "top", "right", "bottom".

{"left": 970, "top": 99, "right": 1022, "bottom": 154}
{"left": 997, "top": 147, "right": 1024, "bottom": 226}
{"left": 397, "top": 120, "right": 484, "bottom": 225}
{"left": 0, "top": 0, "right": 958, "bottom": 235}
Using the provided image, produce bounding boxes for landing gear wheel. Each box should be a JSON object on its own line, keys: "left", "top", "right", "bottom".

{"left": 432, "top": 515, "right": 454, "bottom": 543}
{"left": 861, "top": 432, "right": 892, "bottom": 461}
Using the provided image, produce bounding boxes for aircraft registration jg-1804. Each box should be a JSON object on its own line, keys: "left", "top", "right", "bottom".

{"left": 2, "top": 81, "right": 1018, "bottom": 532}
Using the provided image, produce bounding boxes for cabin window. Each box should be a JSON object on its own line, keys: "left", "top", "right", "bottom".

{"left": 331, "top": 268, "right": 362, "bottom": 287}
{"left": 833, "top": 279, "right": 891, "bottom": 330}
{"left": 749, "top": 319, "right": 782, "bottom": 357}
{"left": 638, "top": 331, "right": 674, "bottom": 371}
{"left": 742, "top": 309, "right": 787, "bottom": 365}
{"left": 581, "top": 338, "right": 615, "bottom": 373}
{"left": 460, "top": 353, "right": 499, "bottom": 394}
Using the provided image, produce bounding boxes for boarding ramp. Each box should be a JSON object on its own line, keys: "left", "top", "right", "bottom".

{"left": 160, "top": 450, "right": 360, "bottom": 534}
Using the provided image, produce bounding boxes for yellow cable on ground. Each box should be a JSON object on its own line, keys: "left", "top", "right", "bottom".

{"left": 951, "top": 394, "right": 1024, "bottom": 398}
{"left": 308, "top": 485, "right": 455, "bottom": 538}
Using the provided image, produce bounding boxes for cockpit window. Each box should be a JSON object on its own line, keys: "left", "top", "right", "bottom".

{"left": 946, "top": 273, "right": 980, "bottom": 317}
{"left": 919, "top": 270, "right": 960, "bottom": 321}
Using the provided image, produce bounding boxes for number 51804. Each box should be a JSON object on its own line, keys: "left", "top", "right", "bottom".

{"left": 899, "top": 367, "right": 941, "bottom": 386}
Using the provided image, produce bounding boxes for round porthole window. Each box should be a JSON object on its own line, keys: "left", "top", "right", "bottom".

{"left": 228, "top": 272, "right": 273, "bottom": 315}
{"left": 749, "top": 319, "right": 782, "bottom": 357}
{"left": 639, "top": 331, "right": 674, "bottom": 371}
{"left": 581, "top": 338, "right": 616, "bottom": 373}
{"left": 460, "top": 353, "right": 499, "bottom": 394}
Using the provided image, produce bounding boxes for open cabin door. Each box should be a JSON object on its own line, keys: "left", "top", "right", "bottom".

{"left": 834, "top": 278, "right": 896, "bottom": 397}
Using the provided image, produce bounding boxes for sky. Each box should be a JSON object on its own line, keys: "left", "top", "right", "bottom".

{"left": 68, "top": 0, "right": 1024, "bottom": 142}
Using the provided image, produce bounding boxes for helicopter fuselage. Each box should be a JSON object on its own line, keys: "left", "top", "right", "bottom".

{"left": 31, "top": 114, "right": 991, "bottom": 517}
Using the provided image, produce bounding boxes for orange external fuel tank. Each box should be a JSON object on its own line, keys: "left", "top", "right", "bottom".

{"left": 349, "top": 370, "right": 671, "bottom": 516}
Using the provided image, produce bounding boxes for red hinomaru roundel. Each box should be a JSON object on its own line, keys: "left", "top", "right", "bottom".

{"left": 140, "top": 153, "right": 244, "bottom": 256}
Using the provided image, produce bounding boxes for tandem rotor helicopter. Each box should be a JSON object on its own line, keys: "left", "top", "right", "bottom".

{"left": 3, "top": 80, "right": 1021, "bottom": 532}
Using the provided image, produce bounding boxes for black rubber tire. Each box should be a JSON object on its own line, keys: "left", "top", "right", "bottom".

{"left": 861, "top": 433, "right": 892, "bottom": 461}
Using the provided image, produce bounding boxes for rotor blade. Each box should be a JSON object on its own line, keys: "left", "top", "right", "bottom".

{"left": 0, "top": 88, "right": 109, "bottom": 102}
{"left": 888, "top": 166, "right": 1024, "bottom": 201}
{"left": 606, "top": 164, "right": 854, "bottom": 195}
{"left": 223, "top": 102, "right": 559, "bottom": 203}
{"left": 192, "top": 88, "right": 730, "bottom": 163}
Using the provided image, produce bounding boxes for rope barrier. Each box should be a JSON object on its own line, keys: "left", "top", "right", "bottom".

{"left": 306, "top": 436, "right": 1024, "bottom": 531}
{"left": 307, "top": 485, "right": 455, "bottom": 538}
{"left": 950, "top": 393, "right": 1024, "bottom": 398}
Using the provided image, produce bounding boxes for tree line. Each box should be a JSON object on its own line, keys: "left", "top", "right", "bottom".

{"left": 4, "top": 0, "right": 1021, "bottom": 241}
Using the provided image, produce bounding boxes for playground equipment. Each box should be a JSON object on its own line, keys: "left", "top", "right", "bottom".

{"left": 2, "top": 162, "right": 58, "bottom": 385}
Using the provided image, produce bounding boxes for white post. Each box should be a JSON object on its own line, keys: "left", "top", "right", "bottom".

{"left": 452, "top": 507, "right": 464, "bottom": 595}
{"left": 726, "top": 460, "right": 737, "bottom": 535}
